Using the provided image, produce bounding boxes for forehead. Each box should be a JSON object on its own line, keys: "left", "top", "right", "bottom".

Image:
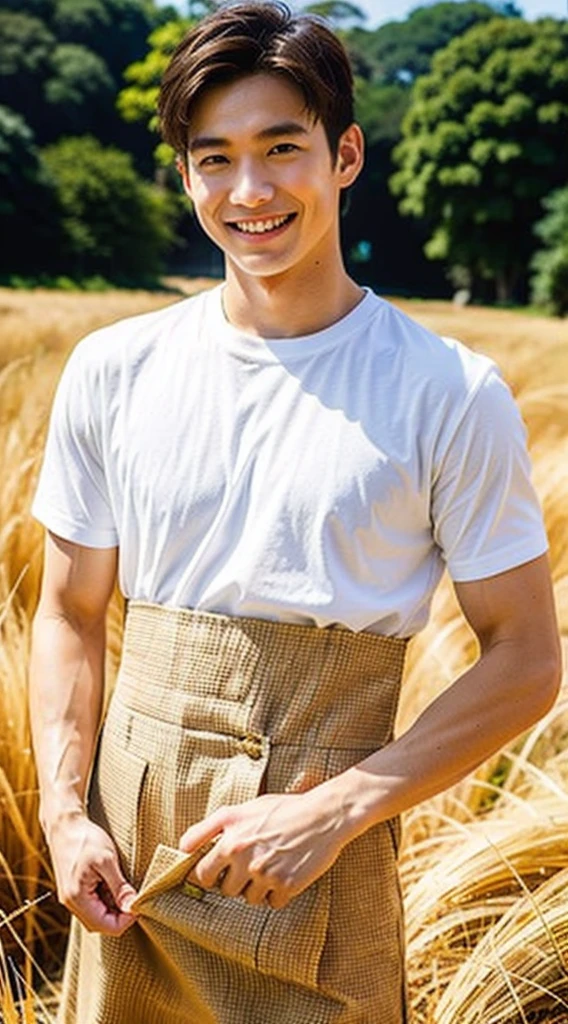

{"left": 188, "top": 73, "right": 318, "bottom": 142}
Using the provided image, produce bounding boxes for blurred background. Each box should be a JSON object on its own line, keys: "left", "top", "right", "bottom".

{"left": 1, "top": 0, "right": 567, "bottom": 308}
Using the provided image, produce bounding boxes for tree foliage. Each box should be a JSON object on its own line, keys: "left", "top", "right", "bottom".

{"left": 0, "top": 0, "right": 166, "bottom": 147}
{"left": 117, "top": 18, "right": 192, "bottom": 164}
{"left": 41, "top": 135, "right": 178, "bottom": 280}
{"left": 303, "top": 1, "right": 366, "bottom": 29}
{"left": 45, "top": 43, "right": 114, "bottom": 131}
{"left": 390, "top": 17, "right": 568, "bottom": 302}
{"left": 0, "top": 104, "right": 42, "bottom": 218}
{"left": 0, "top": 104, "right": 60, "bottom": 274}
{"left": 0, "top": 11, "right": 55, "bottom": 131}
{"left": 0, "top": 0, "right": 182, "bottom": 281}
{"left": 354, "top": 80, "right": 410, "bottom": 146}
{"left": 338, "top": 2, "right": 522, "bottom": 296}
{"left": 0, "top": 0, "right": 566, "bottom": 296}
{"left": 343, "top": 2, "right": 518, "bottom": 87}
{"left": 530, "top": 188, "right": 568, "bottom": 316}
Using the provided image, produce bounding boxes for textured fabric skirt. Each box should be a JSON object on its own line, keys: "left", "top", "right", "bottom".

{"left": 57, "top": 601, "right": 409, "bottom": 1024}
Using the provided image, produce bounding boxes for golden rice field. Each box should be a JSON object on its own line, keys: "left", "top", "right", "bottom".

{"left": 0, "top": 283, "right": 567, "bottom": 1023}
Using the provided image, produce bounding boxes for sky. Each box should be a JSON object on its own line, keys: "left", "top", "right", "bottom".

{"left": 159, "top": 0, "right": 568, "bottom": 29}
{"left": 347, "top": 0, "right": 566, "bottom": 27}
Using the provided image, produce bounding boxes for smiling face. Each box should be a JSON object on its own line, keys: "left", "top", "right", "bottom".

{"left": 178, "top": 73, "right": 363, "bottom": 284}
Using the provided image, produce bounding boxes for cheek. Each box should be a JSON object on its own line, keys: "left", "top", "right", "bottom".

{"left": 281, "top": 164, "right": 336, "bottom": 212}
{"left": 189, "top": 176, "right": 223, "bottom": 217}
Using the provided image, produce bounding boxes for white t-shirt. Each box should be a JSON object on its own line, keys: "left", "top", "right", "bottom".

{"left": 31, "top": 286, "right": 548, "bottom": 637}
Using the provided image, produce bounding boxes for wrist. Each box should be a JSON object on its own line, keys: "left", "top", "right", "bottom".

{"left": 40, "top": 799, "right": 88, "bottom": 844}
{"left": 318, "top": 769, "right": 385, "bottom": 845}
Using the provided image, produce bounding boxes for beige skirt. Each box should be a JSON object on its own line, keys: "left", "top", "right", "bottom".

{"left": 57, "top": 602, "right": 409, "bottom": 1024}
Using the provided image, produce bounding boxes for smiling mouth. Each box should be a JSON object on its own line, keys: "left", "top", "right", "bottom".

{"left": 227, "top": 213, "right": 297, "bottom": 235}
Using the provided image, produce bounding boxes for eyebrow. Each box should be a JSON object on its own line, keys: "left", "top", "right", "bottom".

{"left": 188, "top": 121, "right": 310, "bottom": 154}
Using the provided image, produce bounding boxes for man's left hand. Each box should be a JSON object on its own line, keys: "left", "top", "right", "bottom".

{"left": 178, "top": 786, "right": 350, "bottom": 910}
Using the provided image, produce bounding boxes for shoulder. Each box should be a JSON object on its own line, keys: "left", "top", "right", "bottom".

{"left": 366, "top": 292, "right": 504, "bottom": 436}
{"left": 370, "top": 293, "right": 495, "bottom": 393}
{"left": 66, "top": 287, "right": 216, "bottom": 383}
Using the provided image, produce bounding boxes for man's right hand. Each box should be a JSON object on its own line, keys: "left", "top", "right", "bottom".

{"left": 48, "top": 814, "right": 139, "bottom": 936}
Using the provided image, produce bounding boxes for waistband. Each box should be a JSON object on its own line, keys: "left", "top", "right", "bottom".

{"left": 114, "top": 601, "right": 408, "bottom": 751}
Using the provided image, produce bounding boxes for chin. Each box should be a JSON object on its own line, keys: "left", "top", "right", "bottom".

{"left": 229, "top": 254, "right": 298, "bottom": 278}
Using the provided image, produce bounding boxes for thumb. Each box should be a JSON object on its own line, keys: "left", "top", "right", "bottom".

{"left": 117, "top": 886, "right": 137, "bottom": 914}
{"left": 99, "top": 855, "right": 138, "bottom": 913}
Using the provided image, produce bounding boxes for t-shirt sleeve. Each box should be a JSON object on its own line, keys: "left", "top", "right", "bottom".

{"left": 31, "top": 342, "right": 119, "bottom": 548}
{"left": 431, "top": 366, "right": 548, "bottom": 581}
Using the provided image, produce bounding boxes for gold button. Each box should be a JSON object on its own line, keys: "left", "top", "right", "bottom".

{"left": 240, "top": 732, "right": 263, "bottom": 760}
{"left": 181, "top": 881, "right": 205, "bottom": 900}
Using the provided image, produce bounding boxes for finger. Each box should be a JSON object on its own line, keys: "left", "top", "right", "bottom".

{"left": 217, "top": 862, "right": 253, "bottom": 899}
{"left": 179, "top": 808, "right": 227, "bottom": 854}
{"left": 93, "top": 903, "right": 137, "bottom": 936}
{"left": 189, "top": 845, "right": 228, "bottom": 889}
{"left": 83, "top": 910, "right": 136, "bottom": 936}
{"left": 240, "top": 876, "right": 275, "bottom": 907}
{"left": 70, "top": 886, "right": 137, "bottom": 936}
{"left": 264, "top": 888, "right": 289, "bottom": 911}
{"left": 97, "top": 852, "right": 139, "bottom": 914}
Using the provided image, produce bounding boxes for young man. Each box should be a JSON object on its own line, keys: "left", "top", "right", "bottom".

{"left": 29, "top": 4, "right": 561, "bottom": 1022}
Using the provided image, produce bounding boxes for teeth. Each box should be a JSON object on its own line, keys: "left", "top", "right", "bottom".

{"left": 233, "top": 215, "right": 290, "bottom": 234}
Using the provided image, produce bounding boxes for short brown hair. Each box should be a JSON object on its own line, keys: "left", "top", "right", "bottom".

{"left": 158, "top": 1, "right": 354, "bottom": 163}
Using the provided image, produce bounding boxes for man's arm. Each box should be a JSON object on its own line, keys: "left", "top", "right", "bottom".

{"left": 180, "top": 554, "right": 561, "bottom": 908}
{"left": 29, "top": 531, "right": 137, "bottom": 934}
{"left": 332, "top": 552, "right": 561, "bottom": 832}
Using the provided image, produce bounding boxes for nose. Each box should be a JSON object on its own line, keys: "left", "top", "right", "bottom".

{"left": 229, "top": 159, "right": 275, "bottom": 208}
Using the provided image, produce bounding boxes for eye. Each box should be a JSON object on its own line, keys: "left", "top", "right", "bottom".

{"left": 269, "top": 143, "right": 300, "bottom": 155}
{"left": 199, "top": 154, "right": 229, "bottom": 168}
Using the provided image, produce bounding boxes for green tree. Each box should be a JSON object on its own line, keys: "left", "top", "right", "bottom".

{"left": 44, "top": 43, "right": 114, "bottom": 134}
{"left": 342, "top": 75, "right": 448, "bottom": 297}
{"left": 338, "top": 2, "right": 521, "bottom": 296}
{"left": 354, "top": 80, "right": 410, "bottom": 146}
{"left": 390, "top": 17, "right": 568, "bottom": 303}
{"left": 0, "top": 11, "right": 55, "bottom": 128}
{"left": 530, "top": 188, "right": 568, "bottom": 316}
{"left": 0, "top": 0, "right": 169, "bottom": 153}
{"left": 47, "top": 0, "right": 170, "bottom": 157}
{"left": 303, "top": 1, "right": 366, "bottom": 29}
{"left": 117, "top": 18, "right": 192, "bottom": 165}
{"left": 0, "top": 104, "right": 60, "bottom": 275}
{"left": 344, "top": 2, "right": 518, "bottom": 87}
{"left": 52, "top": 0, "right": 112, "bottom": 41}
{"left": 41, "top": 135, "right": 178, "bottom": 280}
{"left": 0, "top": 0, "right": 55, "bottom": 15}
{"left": 52, "top": 0, "right": 166, "bottom": 81}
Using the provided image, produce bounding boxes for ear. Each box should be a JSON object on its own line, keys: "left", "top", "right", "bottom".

{"left": 176, "top": 154, "right": 192, "bottom": 199}
{"left": 336, "top": 123, "right": 364, "bottom": 189}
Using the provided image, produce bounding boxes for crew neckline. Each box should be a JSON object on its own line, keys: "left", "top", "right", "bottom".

{"left": 208, "top": 284, "right": 382, "bottom": 363}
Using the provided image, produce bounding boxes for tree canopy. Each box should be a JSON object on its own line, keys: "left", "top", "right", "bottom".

{"left": 390, "top": 16, "right": 568, "bottom": 302}
{"left": 42, "top": 135, "right": 178, "bottom": 279}
{"left": 344, "top": 1, "right": 519, "bottom": 87}
{"left": 342, "top": 2, "right": 523, "bottom": 297}
{"left": 0, "top": 103, "right": 60, "bottom": 275}
{"left": 0, "top": 0, "right": 167, "bottom": 147}
{"left": 0, "top": 0, "right": 566, "bottom": 302}
{"left": 304, "top": 1, "right": 366, "bottom": 29}
{"left": 531, "top": 188, "right": 568, "bottom": 316}
{"left": 0, "top": 0, "right": 178, "bottom": 282}
{"left": 117, "top": 17, "right": 192, "bottom": 164}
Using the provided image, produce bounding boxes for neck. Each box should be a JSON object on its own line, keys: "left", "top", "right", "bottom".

{"left": 222, "top": 252, "right": 364, "bottom": 339}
